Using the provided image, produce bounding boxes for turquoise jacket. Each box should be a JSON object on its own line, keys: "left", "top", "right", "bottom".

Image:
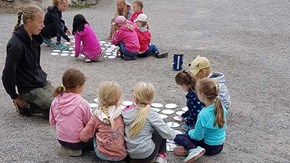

{"left": 188, "top": 104, "right": 227, "bottom": 146}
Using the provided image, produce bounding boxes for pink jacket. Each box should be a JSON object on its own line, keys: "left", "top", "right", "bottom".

{"left": 74, "top": 24, "right": 102, "bottom": 60}
{"left": 111, "top": 25, "right": 140, "bottom": 53}
{"left": 50, "top": 93, "right": 92, "bottom": 143}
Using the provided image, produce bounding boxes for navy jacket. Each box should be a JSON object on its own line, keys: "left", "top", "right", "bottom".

{"left": 2, "top": 25, "right": 47, "bottom": 99}
{"left": 181, "top": 88, "right": 205, "bottom": 126}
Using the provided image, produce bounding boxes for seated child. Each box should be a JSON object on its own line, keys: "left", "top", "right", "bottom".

{"left": 49, "top": 68, "right": 92, "bottom": 157}
{"left": 189, "top": 55, "right": 231, "bottom": 108}
{"left": 41, "top": 0, "right": 71, "bottom": 49}
{"left": 175, "top": 70, "right": 205, "bottom": 131}
{"left": 111, "top": 16, "right": 140, "bottom": 61}
{"left": 72, "top": 14, "right": 104, "bottom": 63}
{"left": 80, "top": 82, "right": 127, "bottom": 161}
{"left": 134, "top": 14, "right": 168, "bottom": 58}
{"left": 174, "top": 78, "right": 227, "bottom": 163}
{"left": 130, "top": 0, "right": 144, "bottom": 22}
{"left": 122, "top": 82, "right": 176, "bottom": 163}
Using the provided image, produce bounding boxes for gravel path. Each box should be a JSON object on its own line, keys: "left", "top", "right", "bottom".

{"left": 0, "top": 0, "right": 289, "bottom": 162}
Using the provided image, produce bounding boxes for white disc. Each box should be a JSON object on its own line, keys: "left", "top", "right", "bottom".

{"left": 61, "top": 51, "right": 70, "bottom": 53}
{"left": 53, "top": 50, "right": 61, "bottom": 53}
{"left": 151, "top": 103, "right": 163, "bottom": 108}
{"left": 64, "top": 42, "right": 71, "bottom": 45}
{"left": 165, "top": 103, "right": 178, "bottom": 109}
{"left": 108, "top": 56, "right": 116, "bottom": 59}
{"left": 173, "top": 116, "right": 182, "bottom": 122}
{"left": 70, "top": 54, "right": 75, "bottom": 57}
{"left": 174, "top": 130, "right": 183, "bottom": 134}
{"left": 93, "top": 98, "right": 99, "bottom": 103}
{"left": 69, "top": 48, "right": 74, "bottom": 51}
{"left": 89, "top": 103, "right": 98, "bottom": 108}
{"left": 71, "top": 51, "right": 75, "bottom": 54}
{"left": 151, "top": 107, "right": 161, "bottom": 112}
{"left": 182, "top": 107, "right": 188, "bottom": 111}
{"left": 122, "top": 101, "right": 133, "bottom": 106}
{"left": 100, "top": 41, "right": 106, "bottom": 44}
{"left": 158, "top": 114, "right": 168, "bottom": 119}
{"left": 106, "top": 52, "right": 112, "bottom": 56}
{"left": 167, "top": 122, "right": 180, "bottom": 128}
{"left": 51, "top": 52, "right": 59, "bottom": 56}
{"left": 166, "top": 143, "right": 177, "bottom": 152}
{"left": 60, "top": 53, "right": 69, "bottom": 56}
{"left": 162, "top": 109, "right": 175, "bottom": 115}
{"left": 106, "top": 49, "right": 113, "bottom": 53}
{"left": 176, "top": 111, "right": 185, "bottom": 116}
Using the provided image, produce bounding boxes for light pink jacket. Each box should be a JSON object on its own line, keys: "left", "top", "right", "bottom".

{"left": 111, "top": 25, "right": 140, "bottom": 53}
{"left": 50, "top": 93, "right": 92, "bottom": 143}
{"left": 74, "top": 24, "right": 102, "bottom": 60}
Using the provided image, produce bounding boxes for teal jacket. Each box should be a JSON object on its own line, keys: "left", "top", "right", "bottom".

{"left": 188, "top": 104, "right": 227, "bottom": 146}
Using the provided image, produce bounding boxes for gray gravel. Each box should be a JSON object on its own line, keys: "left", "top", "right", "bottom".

{"left": 0, "top": 0, "right": 290, "bottom": 162}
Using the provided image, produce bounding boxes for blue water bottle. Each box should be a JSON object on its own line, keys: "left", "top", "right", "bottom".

{"left": 173, "top": 54, "right": 184, "bottom": 71}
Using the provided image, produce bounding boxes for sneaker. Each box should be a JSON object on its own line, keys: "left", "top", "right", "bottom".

{"left": 155, "top": 52, "right": 168, "bottom": 58}
{"left": 43, "top": 37, "right": 55, "bottom": 47}
{"left": 155, "top": 154, "right": 167, "bottom": 163}
{"left": 53, "top": 44, "right": 69, "bottom": 51}
{"left": 59, "top": 146, "right": 82, "bottom": 157}
{"left": 173, "top": 146, "right": 188, "bottom": 157}
{"left": 84, "top": 58, "right": 91, "bottom": 63}
{"left": 124, "top": 56, "right": 137, "bottom": 61}
{"left": 56, "top": 41, "right": 61, "bottom": 45}
{"left": 183, "top": 146, "right": 205, "bottom": 163}
{"left": 13, "top": 102, "right": 32, "bottom": 117}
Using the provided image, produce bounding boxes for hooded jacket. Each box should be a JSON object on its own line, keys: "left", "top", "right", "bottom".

{"left": 74, "top": 24, "right": 102, "bottom": 60}
{"left": 134, "top": 27, "right": 151, "bottom": 52}
{"left": 50, "top": 93, "right": 92, "bottom": 143}
{"left": 122, "top": 105, "right": 176, "bottom": 159}
{"left": 111, "top": 25, "right": 140, "bottom": 53}
{"left": 209, "top": 72, "right": 231, "bottom": 108}
{"left": 80, "top": 105, "right": 127, "bottom": 160}
{"left": 2, "top": 25, "right": 47, "bottom": 99}
{"left": 41, "top": 6, "right": 70, "bottom": 42}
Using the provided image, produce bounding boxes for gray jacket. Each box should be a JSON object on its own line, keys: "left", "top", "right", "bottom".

{"left": 122, "top": 106, "right": 176, "bottom": 159}
{"left": 209, "top": 72, "right": 231, "bottom": 108}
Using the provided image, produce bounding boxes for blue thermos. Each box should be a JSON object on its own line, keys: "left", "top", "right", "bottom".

{"left": 173, "top": 54, "right": 184, "bottom": 71}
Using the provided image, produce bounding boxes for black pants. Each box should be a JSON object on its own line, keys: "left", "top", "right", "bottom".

{"left": 132, "top": 130, "right": 166, "bottom": 163}
{"left": 58, "top": 139, "right": 94, "bottom": 151}
{"left": 174, "top": 134, "right": 223, "bottom": 156}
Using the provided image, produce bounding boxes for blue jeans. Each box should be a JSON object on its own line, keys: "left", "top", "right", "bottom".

{"left": 118, "top": 41, "right": 138, "bottom": 57}
{"left": 57, "top": 23, "right": 64, "bottom": 42}
{"left": 137, "top": 44, "right": 159, "bottom": 58}
{"left": 93, "top": 137, "right": 123, "bottom": 161}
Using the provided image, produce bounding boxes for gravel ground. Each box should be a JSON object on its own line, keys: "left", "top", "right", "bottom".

{"left": 0, "top": 0, "right": 290, "bottom": 162}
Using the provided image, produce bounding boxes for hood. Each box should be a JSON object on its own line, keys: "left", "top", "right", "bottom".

{"left": 119, "top": 25, "right": 134, "bottom": 32}
{"left": 137, "top": 27, "right": 148, "bottom": 33}
{"left": 54, "top": 93, "right": 82, "bottom": 115}
{"left": 94, "top": 105, "right": 122, "bottom": 123}
{"left": 15, "top": 25, "right": 43, "bottom": 48}
{"left": 209, "top": 72, "right": 225, "bottom": 83}
{"left": 122, "top": 105, "right": 138, "bottom": 125}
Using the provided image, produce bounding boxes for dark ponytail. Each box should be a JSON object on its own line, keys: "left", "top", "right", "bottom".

{"left": 175, "top": 70, "right": 197, "bottom": 89}
{"left": 13, "top": 11, "right": 23, "bottom": 34}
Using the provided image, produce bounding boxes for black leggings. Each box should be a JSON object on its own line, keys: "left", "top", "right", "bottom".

{"left": 174, "top": 134, "right": 223, "bottom": 156}
{"left": 132, "top": 130, "right": 167, "bottom": 163}
{"left": 58, "top": 139, "right": 94, "bottom": 151}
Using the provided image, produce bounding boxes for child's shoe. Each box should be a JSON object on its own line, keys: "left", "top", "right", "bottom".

{"left": 56, "top": 41, "right": 61, "bottom": 45}
{"left": 155, "top": 153, "right": 167, "bottom": 163}
{"left": 59, "top": 146, "right": 82, "bottom": 157}
{"left": 53, "top": 44, "right": 69, "bottom": 51}
{"left": 43, "top": 37, "right": 55, "bottom": 47}
{"left": 84, "top": 58, "right": 92, "bottom": 63}
{"left": 124, "top": 56, "right": 137, "bottom": 61}
{"left": 155, "top": 51, "right": 168, "bottom": 58}
{"left": 183, "top": 146, "right": 205, "bottom": 163}
{"left": 173, "top": 146, "right": 188, "bottom": 157}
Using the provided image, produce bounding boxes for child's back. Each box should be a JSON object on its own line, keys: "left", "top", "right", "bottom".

{"left": 134, "top": 27, "right": 150, "bottom": 52}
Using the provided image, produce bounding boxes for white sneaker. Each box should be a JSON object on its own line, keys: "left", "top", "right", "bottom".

{"left": 155, "top": 154, "right": 167, "bottom": 163}
{"left": 83, "top": 58, "right": 91, "bottom": 63}
{"left": 183, "top": 146, "right": 205, "bottom": 163}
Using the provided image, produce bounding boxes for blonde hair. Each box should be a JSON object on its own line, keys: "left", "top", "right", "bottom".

{"left": 13, "top": 4, "right": 44, "bottom": 34}
{"left": 129, "top": 82, "right": 155, "bottom": 138}
{"left": 53, "top": 0, "right": 69, "bottom": 6}
{"left": 116, "top": 0, "right": 128, "bottom": 19}
{"left": 196, "top": 78, "right": 225, "bottom": 128}
{"left": 195, "top": 67, "right": 211, "bottom": 79}
{"left": 98, "top": 81, "right": 122, "bottom": 129}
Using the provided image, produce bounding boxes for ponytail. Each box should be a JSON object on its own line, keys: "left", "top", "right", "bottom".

{"left": 175, "top": 70, "right": 197, "bottom": 88}
{"left": 214, "top": 97, "right": 225, "bottom": 128}
{"left": 100, "top": 105, "right": 116, "bottom": 130}
{"left": 129, "top": 104, "right": 151, "bottom": 138}
{"left": 13, "top": 11, "right": 23, "bottom": 34}
{"left": 53, "top": 84, "right": 65, "bottom": 97}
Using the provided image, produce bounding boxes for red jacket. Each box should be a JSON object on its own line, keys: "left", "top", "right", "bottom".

{"left": 134, "top": 27, "right": 151, "bottom": 52}
{"left": 130, "top": 11, "right": 143, "bottom": 22}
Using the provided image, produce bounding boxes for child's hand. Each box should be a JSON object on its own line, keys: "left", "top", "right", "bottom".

{"left": 66, "top": 30, "right": 71, "bottom": 35}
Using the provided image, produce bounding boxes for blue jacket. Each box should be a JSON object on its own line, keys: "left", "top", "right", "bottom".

{"left": 188, "top": 104, "right": 227, "bottom": 146}
{"left": 181, "top": 88, "right": 205, "bottom": 127}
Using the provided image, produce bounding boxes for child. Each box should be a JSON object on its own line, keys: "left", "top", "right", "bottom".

{"left": 134, "top": 14, "right": 168, "bottom": 58}
{"left": 188, "top": 55, "right": 231, "bottom": 109}
{"left": 80, "top": 81, "right": 127, "bottom": 161}
{"left": 72, "top": 14, "right": 104, "bottom": 63}
{"left": 50, "top": 68, "right": 92, "bottom": 157}
{"left": 130, "top": 0, "right": 144, "bottom": 22}
{"left": 122, "top": 82, "right": 176, "bottom": 163}
{"left": 175, "top": 70, "right": 205, "bottom": 131}
{"left": 111, "top": 16, "right": 140, "bottom": 61}
{"left": 108, "top": 0, "right": 132, "bottom": 39}
{"left": 174, "top": 78, "right": 227, "bottom": 163}
{"left": 41, "top": 0, "right": 71, "bottom": 49}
